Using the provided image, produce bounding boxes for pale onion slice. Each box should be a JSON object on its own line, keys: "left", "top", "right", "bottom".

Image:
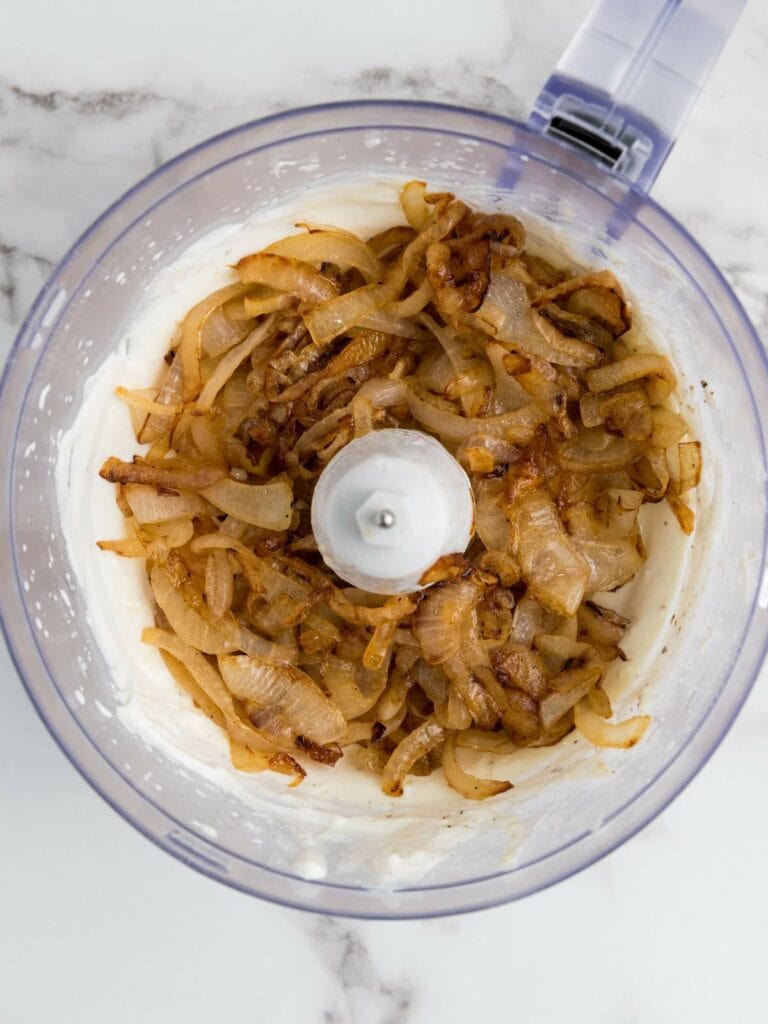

{"left": 442, "top": 733, "right": 512, "bottom": 800}
{"left": 375, "top": 669, "right": 412, "bottom": 722}
{"left": 142, "top": 627, "right": 282, "bottom": 753}
{"left": 266, "top": 230, "right": 383, "bottom": 282}
{"left": 381, "top": 718, "right": 445, "bottom": 796}
{"left": 443, "top": 657, "right": 500, "bottom": 731}
{"left": 650, "top": 407, "right": 689, "bottom": 448}
{"left": 400, "top": 179, "right": 431, "bottom": 229}
{"left": 485, "top": 341, "right": 534, "bottom": 411}
{"left": 304, "top": 281, "right": 398, "bottom": 348}
{"left": 574, "top": 537, "right": 644, "bottom": 593}
{"left": 205, "top": 549, "right": 234, "bottom": 618}
{"left": 320, "top": 655, "right": 386, "bottom": 718}
{"left": 139, "top": 352, "right": 184, "bottom": 444}
{"left": 200, "top": 477, "right": 293, "bottom": 530}
{"left": 574, "top": 698, "right": 650, "bottom": 748}
{"left": 413, "top": 579, "right": 477, "bottom": 664}
{"left": 114, "top": 386, "right": 182, "bottom": 418}
{"left": 456, "top": 729, "right": 517, "bottom": 754}
{"left": 328, "top": 591, "right": 415, "bottom": 628}
{"left": 474, "top": 478, "right": 512, "bottom": 552}
{"left": 363, "top": 620, "right": 397, "bottom": 671}
{"left": 243, "top": 292, "right": 296, "bottom": 317}
{"left": 179, "top": 282, "right": 253, "bottom": 401}
{"left": 200, "top": 306, "right": 253, "bottom": 358}
{"left": 305, "top": 200, "right": 467, "bottom": 348}
{"left": 219, "top": 654, "right": 346, "bottom": 745}
{"left": 508, "top": 489, "right": 590, "bottom": 617}
{"left": 196, "top": 314, "right": 276, "bottom": 413}
{"left": 123, "top": 484, "right": 209, "bottom": 524}
{"left": 150, "top": 562, "right": 239, "bottom": 654}
{"left": 675, "top": 441, "right": 702, "bottom": 494}
{"left": 229, "top": 739, "right": 306, "bottom": 785}
{"left": 387, "top": 277, "right": 433, "bottom": 317}
{"left": 558, "top": 434, "right": 643, "bottom": 474}
{"left": 667, "top": 494, "right": 695, "bottom": 534}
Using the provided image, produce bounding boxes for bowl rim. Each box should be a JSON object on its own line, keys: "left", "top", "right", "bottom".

{"left": 2, "top": 98, "right": 767, "bottom": 918}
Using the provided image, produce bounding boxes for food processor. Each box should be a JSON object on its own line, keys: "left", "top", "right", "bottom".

{"left": 1, "top": 0, "right": 765, "bottom": 918}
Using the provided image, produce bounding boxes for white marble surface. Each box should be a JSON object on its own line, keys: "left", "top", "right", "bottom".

{"left": 2, "top": 0, "right": 768, "bottom": 1021}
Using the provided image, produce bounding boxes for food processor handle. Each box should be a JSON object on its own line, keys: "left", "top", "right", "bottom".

{"left": 527, "top": 0, "right": 747, "bottom": 193}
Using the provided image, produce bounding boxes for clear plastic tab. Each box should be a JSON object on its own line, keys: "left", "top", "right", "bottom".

{"left": 528, "top": 0, "right": 746, "bottom": 192}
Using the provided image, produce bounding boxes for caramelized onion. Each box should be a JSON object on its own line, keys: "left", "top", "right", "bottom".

{"left": 219, "top": 654, "right": 345, "bottom": 745}
{"left": 266, "top": 230, "right": 383, "bottom": 282}
{"left": 381, "top": 718, "right": 444, "bottom": 796}
{"left": 442, "top": 733, "right": 512, "bottom": 800}
{"left": 101, "top": 178, "right": 699, "bottom": 796}
{"left": 574, "top": 698, "right": 650, "bottom": 748}
{"left": 100, "top": 456, "right": 226, "bottom": 491}
{"left": 235, "top": 252, "right": 339, "bottom": 303}
{"left": 200, "top": 477, "right": 293, "bottom": 530}
{"left": 123, "top": 484, "right": 208, "bottom": 524}
{"left": 508, "top": 490, "right": 590, "bottom": 616}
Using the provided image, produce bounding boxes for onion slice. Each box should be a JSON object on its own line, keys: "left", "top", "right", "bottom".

{"left": 442, "top": 733, "right": 512, "bottom": 800}
{"left": 381, "top": 718, "right": 445, "bottom": 796}
{"left": 574, "top": 698, "right": 650, "bottom": 748}
{"left": 508, "top": 490, "right": 590, "bottom": 616}
{"left": 219, "top": 654, "right": 345, "bottom": 745}
{"left": 235, "top": 252, "right": 339, "bottom": 303}
{"left": 200, "top": 477, "right": 293, "bottom": 530}
{"left": 266, "top": 230, "right": 383, "bottom": 282}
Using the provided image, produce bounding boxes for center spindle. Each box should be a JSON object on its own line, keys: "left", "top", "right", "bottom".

{"left": 310, "top": 428, "right": 474, "bottom": 595}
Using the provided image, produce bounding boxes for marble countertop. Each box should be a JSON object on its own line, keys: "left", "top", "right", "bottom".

{"left": 2, "top": 1, "right": 768, "bottom": 1021}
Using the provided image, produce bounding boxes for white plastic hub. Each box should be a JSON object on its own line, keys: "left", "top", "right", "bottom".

{"left": 311, "top": 429, "right": 474, "bottom": 595}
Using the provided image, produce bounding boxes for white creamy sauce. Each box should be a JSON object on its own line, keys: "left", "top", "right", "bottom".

{"left": 55, "top": 179, "right": 694, "bottom": 886}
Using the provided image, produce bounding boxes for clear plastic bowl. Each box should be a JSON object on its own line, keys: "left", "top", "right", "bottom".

{"left": 1, "top": 101, "right": 766, "bottom": 918}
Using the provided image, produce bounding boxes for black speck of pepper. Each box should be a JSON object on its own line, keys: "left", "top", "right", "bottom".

{"left": 661, "top": 646, "right": 668, "bottom": 654}
{"left": 700, "top": 379, "right": 708, "bottom": 389}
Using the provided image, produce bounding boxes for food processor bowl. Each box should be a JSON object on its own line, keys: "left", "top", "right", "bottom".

{"left": 1, "top": 1, "right": 765, "bottom": 918}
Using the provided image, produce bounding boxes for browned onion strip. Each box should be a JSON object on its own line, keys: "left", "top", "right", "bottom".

{"left": 100, "top": 456, "right": 226, "bottom": 491}
{"left": 532, "top": 270, "right": 624, "bottom": 307}
{"left": 235, "top": 252, "right": 339, "bottom": 303}
{"left": 540, "top": 666, "right": 603, "bottom": 729}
